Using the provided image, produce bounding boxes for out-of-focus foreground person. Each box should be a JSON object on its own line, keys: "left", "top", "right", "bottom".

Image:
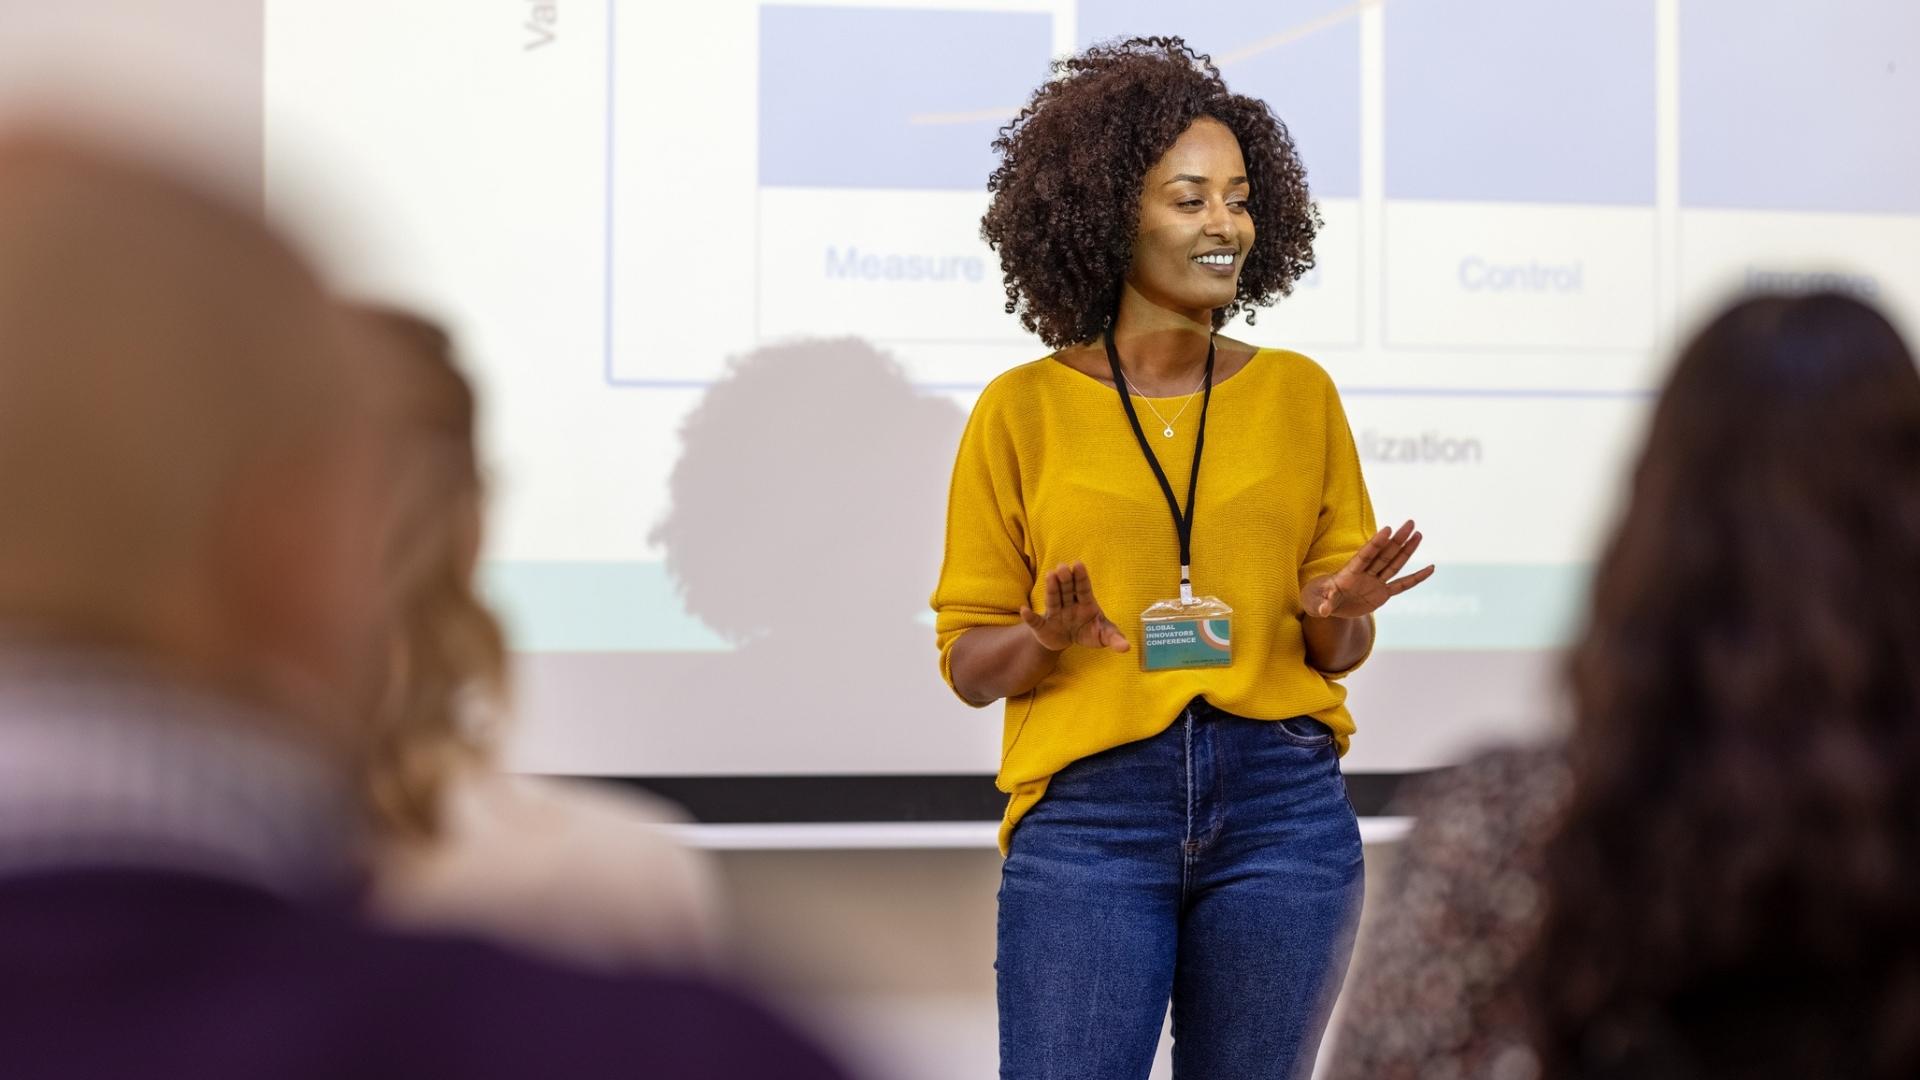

{"left": 1328, "top": 292, "right": 1920, "bottom": 1080}
{"left": 0, "top": 130, "right": 849, "bottom": 1080}
{"left": 355, "top": 306, "right": 724, "bottom": 971}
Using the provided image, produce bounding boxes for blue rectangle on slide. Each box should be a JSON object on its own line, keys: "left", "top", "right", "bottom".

{"left": 758, "top": 6, "right": 1053, "bottom": 190}
{"left": 1681, "top": 1, "right": 1920, "bottom": 214}
{"left": 1385, "top": 0, "right": 1655, "bottom": 205}
{"left": 1077, "top": 1, "right": 1361, "bottom": 199}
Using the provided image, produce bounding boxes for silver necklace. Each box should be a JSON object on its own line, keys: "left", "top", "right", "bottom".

{"left": 1120, "top": 368, "right": 1209, "bottom": 438}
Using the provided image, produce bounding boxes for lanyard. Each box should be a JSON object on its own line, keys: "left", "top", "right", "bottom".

{"left": 1104, "top": 326, "right": 1215, "bottom": 603}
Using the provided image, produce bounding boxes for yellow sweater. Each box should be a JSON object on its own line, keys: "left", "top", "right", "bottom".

{"left": 931, "top": 349, "right": 1377, "bottom": 853}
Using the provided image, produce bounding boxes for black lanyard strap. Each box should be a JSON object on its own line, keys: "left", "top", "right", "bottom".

{"left": 1104, "top": 326, "right": 1215, "bottom": 598}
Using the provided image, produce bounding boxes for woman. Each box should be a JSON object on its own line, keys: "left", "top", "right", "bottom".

{"left": 932, "top": 38, "right": 1433, "bottom": 1079}
{"left": 355, "top": 307, "right": 724, "bottom": 972}
{"left": 1328, "top": 292, "right": 1920, "bottom": 1079}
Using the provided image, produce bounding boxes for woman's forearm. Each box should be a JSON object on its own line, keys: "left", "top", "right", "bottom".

{"left": 949, "top": 624, "right": 1063, "bottom": 707}
{"left": 1302, "top": 612, "right": 1371, "bottom": 674}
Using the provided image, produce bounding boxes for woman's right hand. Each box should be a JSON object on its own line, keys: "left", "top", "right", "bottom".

{"left": 1020, "top": 562, "right": 1131, "bottom": 654}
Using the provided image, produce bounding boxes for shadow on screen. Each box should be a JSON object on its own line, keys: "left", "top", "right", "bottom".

{"left": 632, "top": 338, "right": 972, "bottom": 778}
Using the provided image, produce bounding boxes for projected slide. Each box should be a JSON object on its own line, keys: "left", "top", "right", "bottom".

{"left": 1675, "top": 2, "right": 1920, "bottom": 327}
{"left": 1383, "top": 0, "right": 1657, "bottom": 351}
{"left": 263, "top": 0, "right": 1920, "bottom": 780}
{"left": 749, "top": 6, "right": 1052, "bottom": 362}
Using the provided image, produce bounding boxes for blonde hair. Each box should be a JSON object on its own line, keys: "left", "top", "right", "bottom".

{"left": 358, "top": 307, "right": 509, "bottom": 841}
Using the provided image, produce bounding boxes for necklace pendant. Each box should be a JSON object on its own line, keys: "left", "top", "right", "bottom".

{"left": 1162, "top": 426, "right": 1175, "bottom": 438}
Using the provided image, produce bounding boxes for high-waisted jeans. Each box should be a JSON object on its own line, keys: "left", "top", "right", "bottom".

{"left": 996, "top": 698, "right": 1365, "bottom": 1080}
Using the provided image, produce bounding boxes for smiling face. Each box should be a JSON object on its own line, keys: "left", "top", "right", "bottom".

{"left": 1125, "top": 116, "right": 1253, "bottom": 324}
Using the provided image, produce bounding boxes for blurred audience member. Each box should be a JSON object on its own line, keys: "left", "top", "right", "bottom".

{"left": 0, "top": 128, "right": 848, "bottom": 1080}
{"left": 1329, "top": 293, "right": 1920, "bottom": 1080}
{"left": 355, "top": 306, "right": 723, "bottom": 972}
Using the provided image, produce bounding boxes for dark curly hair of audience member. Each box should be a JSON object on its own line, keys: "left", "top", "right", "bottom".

{"left": 981, "top": 36, "right": 1319, "bottom": 349}
{"left": 1527, "top": 293, "right": 1920, "bottom": 1078}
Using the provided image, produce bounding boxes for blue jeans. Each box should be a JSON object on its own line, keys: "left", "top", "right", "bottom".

{"left": 996, "top": 698, "right": 1365, "bottom": 1080}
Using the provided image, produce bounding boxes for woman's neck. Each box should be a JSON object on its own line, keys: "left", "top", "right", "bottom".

{"left": 1108, "top": 284, "right": 1214, "bottom": 394}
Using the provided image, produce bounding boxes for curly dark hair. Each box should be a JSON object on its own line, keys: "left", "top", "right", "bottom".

{"left": 1526, "top": 293, "right": 1920, "bottom": 1078}
{"left": 981, "top": 36, "right": 1319, "bottom": 349}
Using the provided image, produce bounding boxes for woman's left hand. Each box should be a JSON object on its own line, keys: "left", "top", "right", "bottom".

{"left": 1300, "top": 519, "right": 1435, "bottom": 619}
